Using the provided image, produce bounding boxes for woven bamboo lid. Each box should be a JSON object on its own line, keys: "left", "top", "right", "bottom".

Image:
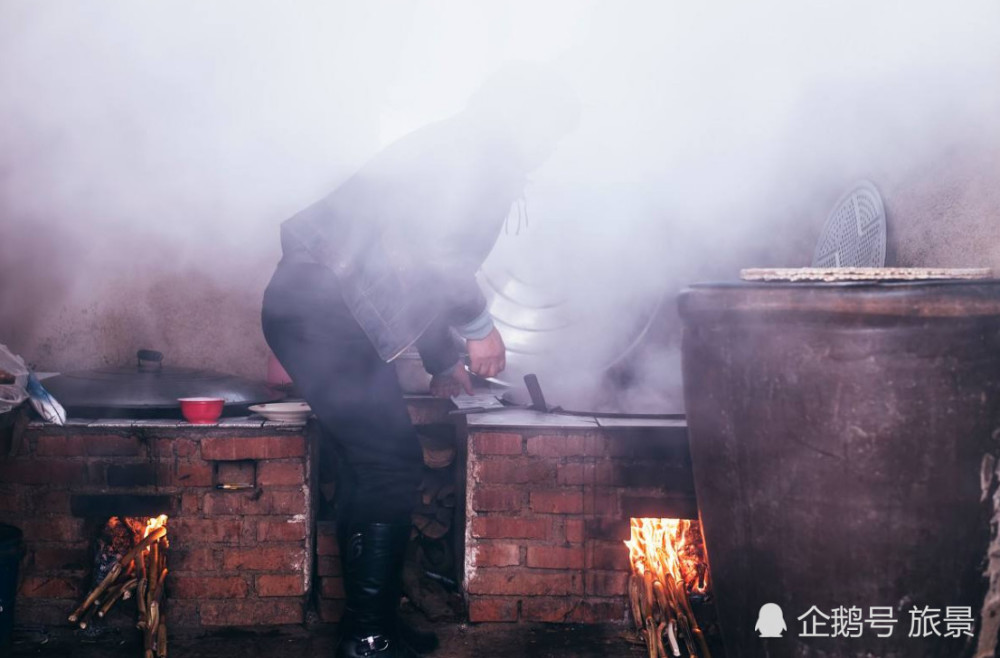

{"left": 741, "top": 267, "right": 992, "bottom": 283}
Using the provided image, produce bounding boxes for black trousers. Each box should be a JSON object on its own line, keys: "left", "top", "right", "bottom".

{"left": 261, "top": 260, "right": 422, "bottom": 525}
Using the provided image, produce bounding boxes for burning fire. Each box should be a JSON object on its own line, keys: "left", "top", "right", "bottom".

{"left": 143, "top": 514, "right": 169, "bottom": 544}
{"left": 624, "top": 518, "right": 710, "bottom": 595}
{"left": 624, "top": 518, "right": 712, "bottom": 657}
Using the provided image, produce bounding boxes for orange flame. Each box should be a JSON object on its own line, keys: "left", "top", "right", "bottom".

{"left": 143, "top": 514, "right": 169, "bottom": 546}
{"left": 624, "top": 518, "right": 710, "bottom": 595}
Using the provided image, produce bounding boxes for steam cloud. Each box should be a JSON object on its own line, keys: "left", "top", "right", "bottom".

{"left": 1, "top": 1, "right": 999, "bottom": 412}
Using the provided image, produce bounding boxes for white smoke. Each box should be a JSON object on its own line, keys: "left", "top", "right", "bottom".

{"left": 0, "top": 1, "right": 998, "bottom": 410}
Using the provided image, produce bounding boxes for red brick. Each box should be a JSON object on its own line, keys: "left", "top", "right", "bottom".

{"left": 468, "top": 597, "right": 519, "bottom": 622}
{"left": 257, "top": 519, "right": 307, "bottom": 542}
{"left": 240, "top": 489, "right": 306, "bottom": 516}
{"left": 471, "top": 432, "right": 523, "bottom": 455}
{"left": 86, "top": 434, "right": 142, "bottom": 457}
{"left": 257, "top": 574, "right": 306, "bottom": 597}
{"left": 0, "top": 461, "right": 87, "bottom": 486}
{"left": 19, "top": 575, "right": 79, "bottom": 599}
{"left": 471, "top": 517, "right": 550, "bottom": 540}
{"left": 564, "top": 519, "right": 585, "bottom": 543}
{"left": 557, "top": 461, "right": 613, "bottom": 486}
{"left": 19, "top": 517, "right": 84, "bottom": 542}
{"left": 160, "top": 461, "right": 214, "bottom": 487}
{"left": 584, "top": 518, "right": 630, "bottom": 542}
{"left": 181, "top": 493, "right": 200, "bottom": 514}
{"left": 588, "top": 542, "right": 629, "bottom": 570}
{"left": 0, "top": 490, "right": 19, "bottom": 512}
{"left": 519, "top": 597, "right": 626, "bottom": 623}
{"left": 152, "top": 438, "right": 173, "bottom": 458}
{"left": 319, "top": 598, "right": 346, "bottom": 623}
{"left": 201, "top": 436, "right": 306, "bottom": 461}
{"left": 14, "top": 600, "right": 75, "bottom": 625}
{"left": 172, "top": 547, "right": 216, "bottom": 571}
{"left": 582, "top": 489, "right": 619, "bottom": 516}
{"left": 257, "top": 461, "right": 304, "bottom": 486}
{"left": 530, "top": 490, "right": 584, "bottom": 515}
{"left": 320, "top": 576, "right": 345, "bottom": 598}
{"left": 475, "top": 459, "right": 555, "bottom": 485}
{"left": 171, "top": 518, "right": 243, "bottom": 544}
{"left": 520, "top": 597, "right": 576, "bottom": 622}
{"left": 199, "top": 599, "right": 304, "bottom": 626}
{"left": 168, "top": 600, "right": 201, "bottom": 627}
{"left": 473, "top": 542, "right": 521, "bottom": 567}
{"left": 174, "top": 438, "right": 199, "bottom": 458}
{"left": 171, "top": 575, "right": 248, "bottom": 599}
{"left": 35, "top": 435, "right": 85, "bottom": 457}
{"left": 317, "top": 556, "right": 341, "bottom": 577}
{"left": 525, "top": 546, "right": 585, "bottom": 570}
{"left": 525, "top": 433, "right": 605, "bottom": 458}
{"left": 317, "top": 532, "right": 339, "bottom": 556}
{"left": 33, "top": 546, "right": 88, "bottom": 571}
{"left": 203, "top": 492, "right": 243, "bottom": 516}
{"left": 565, "top": 599, "right": 627, "bottom": 623}
{"left": 32, "top": 490, "right": 71, "bottom": 514}
{"left": 585, "top": 570, "right": 630, "bottom": 597}
{"left": 264, "top": 489, "right": 306, "bottom": 515}
{"left": 222, "top": 546, "right": 307, "bottom": 571}
{"left": 472, "top": 487, "right": 523, "bottom": 512}
{"left": 467, "top": 569, "right": 582, "bottom": 596}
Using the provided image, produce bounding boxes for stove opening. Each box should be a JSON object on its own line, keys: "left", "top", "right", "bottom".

{"left": 69, "top": 515, "right": 169, "bottom": 656}
{"left": 624, "top": 518, "right": 715, "bottom": 658}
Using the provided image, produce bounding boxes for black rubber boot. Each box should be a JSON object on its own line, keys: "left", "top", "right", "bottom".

{"left": 336, "top": 523, "right": 420, "bottom": 658}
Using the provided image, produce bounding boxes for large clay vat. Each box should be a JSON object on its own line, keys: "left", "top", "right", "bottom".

{"left": 679, "top": 281, "right": 1000, "bottom": 657}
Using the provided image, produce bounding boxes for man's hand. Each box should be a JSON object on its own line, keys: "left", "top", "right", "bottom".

{"left": 467, "top": 327, "right": 506, "bottom": 378}
{"left": 429, "top": 365, "right": 473, "bottom": 398}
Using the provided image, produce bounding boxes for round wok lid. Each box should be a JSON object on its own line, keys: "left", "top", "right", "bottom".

{"left": 44, "top": 350, "right": 284, "bottom": 416}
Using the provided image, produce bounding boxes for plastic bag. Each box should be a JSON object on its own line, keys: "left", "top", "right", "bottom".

{"left": 0, "top": 343, "right": 65, "bottom": 424}
{"left": 0, "top": 343, "right": 30, "bottom": 414}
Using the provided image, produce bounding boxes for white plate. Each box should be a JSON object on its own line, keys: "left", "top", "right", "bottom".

{"left": 248, "top": 401, "right": 312, "bottom": 423}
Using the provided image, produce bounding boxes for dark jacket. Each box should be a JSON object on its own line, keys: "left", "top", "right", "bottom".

{"left": 281, "top": 116, "right": 525, "bottom": 372}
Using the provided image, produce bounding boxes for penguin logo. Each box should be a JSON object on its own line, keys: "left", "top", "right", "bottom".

{"left": 755, "top": 603, "right": 787, "bottom": 637}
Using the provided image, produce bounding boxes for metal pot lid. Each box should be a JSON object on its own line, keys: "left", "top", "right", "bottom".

{"left": 43, "top": 349, "right": 284, "bottom": 412}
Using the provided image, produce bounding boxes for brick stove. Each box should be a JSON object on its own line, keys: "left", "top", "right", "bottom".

{"left": 459, "top": 410, "right": 694, "bottom": 624}
{"left": 0, "top": 418, "right": 316, "bottom": 628}
{"left": 0, "top": 398, "right": 694, "bottom": 632}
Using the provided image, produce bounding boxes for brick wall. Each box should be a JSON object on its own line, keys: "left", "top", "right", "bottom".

{"left": 0, "top": 420, "right": 314, "bottom": 628}
{"left": 463, "top": 421, "right": 694, "bottom": 623}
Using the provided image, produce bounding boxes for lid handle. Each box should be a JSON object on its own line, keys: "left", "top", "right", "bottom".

{"left": 137, "top": 349, "right": 164, "bottom": 370}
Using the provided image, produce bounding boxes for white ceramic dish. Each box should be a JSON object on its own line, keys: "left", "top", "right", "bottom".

{"left": 248, "top": 401, "right": 312, "bottom": 423}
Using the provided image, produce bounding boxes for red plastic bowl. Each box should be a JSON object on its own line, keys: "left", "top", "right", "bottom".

{"left": 178, "top": 397, "right": 225, "bottom": 424}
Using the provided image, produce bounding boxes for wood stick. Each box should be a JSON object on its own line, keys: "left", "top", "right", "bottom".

{"left": 655, "top": 621, "right": 669, "bottom": 658}
{"left": 628, "top": 575, "right": 644, "bottom": 631}
{"left": 121, "top": 526, "right": 167, "bottom": 571}
{"left": 653, "top": 581, "right": 673, "bottom": 622}
{"left": 643, "top": 571, "right": 655, "bottom": 620}
{"left": 644, "top": 617, "right": 658, "bottom": 658}
{"left": 68, "top": 562, "right": 122, "bottom": 622}
{"left": 97, "top": 578, "right": 137, "bottom": 618}
{"left": 136, "top": 576, "right": 148, "bottom": 627}
{"left": 77, "top": 600, "right": 98, "bottom": 629}
{"left": 666, "top": 620, "right": 681, "bottom": 657}
{"left": 157, "top": 620, "right": 168, "bottom": 658}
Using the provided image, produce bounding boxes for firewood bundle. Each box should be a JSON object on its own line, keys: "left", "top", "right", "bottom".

{"left": 625, "top": 519, "right": 712, "bottom": 658}
{"left": 627, "top": 566, "right": 711, "bottom": 658}
{"left": 69, "top": 520, "right": 168, "bottom": 658}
